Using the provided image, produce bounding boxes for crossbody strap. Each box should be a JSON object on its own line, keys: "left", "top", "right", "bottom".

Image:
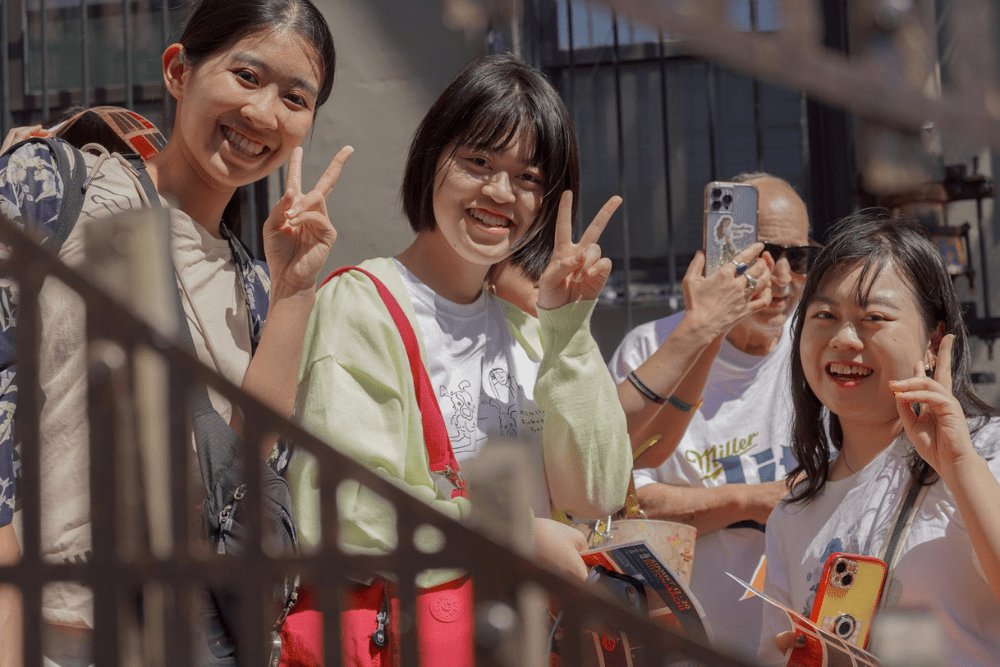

{"left": 877, "top": 476, "right": 929, "bottom": 612}
{"left": 322, "top": 266, "right": 469, "bottom": 499}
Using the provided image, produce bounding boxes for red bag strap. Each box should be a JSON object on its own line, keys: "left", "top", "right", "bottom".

{"left": 322, "top": 267, "right": 469, "bottom": 499}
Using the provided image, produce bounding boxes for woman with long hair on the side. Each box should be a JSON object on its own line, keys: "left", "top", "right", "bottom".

{"left": 759, "top": 212, "right": 1000, "bottom": 666}
{"left": 0, "top": 0, "right": 351, "bottom": 663}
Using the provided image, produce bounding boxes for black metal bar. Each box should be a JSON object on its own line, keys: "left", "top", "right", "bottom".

{"left": 12, "top": 267, "right": 43, "bottom": 667}
{"left": 20, "top": 0, "right": 29, "bottom": 103}
{"left": 40, "top": 0, "right": 48, "bottom": 120}
{"left": 657, "top": 31, "right": 677, "bottom": 292}
{"left": 81, "top": 0, "right": 90, "bottom": 109}
{"left": 166, "top": 353, "right": 192, "bottom": 666}
{"left": 566, "top": 0, "right": 578, "bottom": 237}
{"left": 611, "top": 11, "right": 633, "bottom": 331}
{"left": 705, "top": 62, "right": 718, "bottom": 181}
{"left": 749, "top": 0, "right": 764, "bottom": 171}
{"left": 86, "top": 327, "right": 121, "bottom": 666}
{"left": 123, "top": 0, "right": 133, "bottom": 109}
{"left": 1, "top": 2, "right": 10, "bottom": 135}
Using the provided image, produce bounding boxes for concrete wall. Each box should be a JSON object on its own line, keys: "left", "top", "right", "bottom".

{"left": 291, "top": 0, "right": 488, "bottom": 274}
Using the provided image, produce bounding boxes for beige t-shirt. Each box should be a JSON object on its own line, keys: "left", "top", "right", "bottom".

{"left": 30, "top": 152, "right": 251, "bottom": 627}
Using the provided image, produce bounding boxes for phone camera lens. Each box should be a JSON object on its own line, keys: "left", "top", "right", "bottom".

{"left": 835, "top": 561, "right": 847, "bottom": 574}
{"left": 711, "top": 187, "right": 722, "bottom": 198}
{"left": 833, "top": 614, "right": 856, "bottom": 639}
{"left": 711, "top": 200, "right": 722, "bottom": 211}
{"left": 841, "top": 574, "right": 853, "bottom": 586}
{"left": 722, "top": 194, "right": 733, "bottom": 206}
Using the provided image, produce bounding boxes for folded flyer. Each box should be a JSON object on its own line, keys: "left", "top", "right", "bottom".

{"left": 582, "top": 539, "right": 710, "bottom": 644}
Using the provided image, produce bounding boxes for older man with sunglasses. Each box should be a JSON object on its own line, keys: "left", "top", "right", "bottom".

{"left": 608, "top": 173, "right": 815, "bottom": 660}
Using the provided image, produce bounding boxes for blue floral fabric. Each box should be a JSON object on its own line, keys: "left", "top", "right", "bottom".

{"left": 0, "top": 141, "right": 277, "bottom": 526}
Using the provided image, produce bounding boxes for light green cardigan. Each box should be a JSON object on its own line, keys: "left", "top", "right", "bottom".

{"left": 288, "top": 258, "right": 631, "bottom": 586}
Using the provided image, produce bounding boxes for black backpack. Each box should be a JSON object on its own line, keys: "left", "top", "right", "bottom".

{"left": 1, "top": 134, "right": 299, "bottom": 663}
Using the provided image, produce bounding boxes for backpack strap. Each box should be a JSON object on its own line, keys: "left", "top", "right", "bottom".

{"left": 322, "top": 266, "right": 469, "bottom": 499}
{"left": 1, "top": 137, "right": 88, "bottom": 250}
{"left": 121, "top": 153, "right": 161, "bottom": 209}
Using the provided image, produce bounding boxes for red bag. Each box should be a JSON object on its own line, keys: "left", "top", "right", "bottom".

{"left": 279, "top": 577, "right": 474, "bottom": 667}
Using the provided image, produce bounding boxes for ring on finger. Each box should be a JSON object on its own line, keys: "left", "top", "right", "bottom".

{"left": 731, "top": 260, "right": 749, "bottom": 276}
{"left": 745, "top": 273, "right": 758, "bottom": 292}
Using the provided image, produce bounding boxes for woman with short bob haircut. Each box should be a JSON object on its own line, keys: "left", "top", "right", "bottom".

{"left": 759, "top": 211, "right": 1000, "bottom": 665}
{"left": 290, "top": 53, "right": 631, "bottom": 665}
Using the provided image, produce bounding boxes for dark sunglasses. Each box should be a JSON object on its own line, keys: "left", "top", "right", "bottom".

{"left": 760, "top": 243, "right": 821, "bottom": 275}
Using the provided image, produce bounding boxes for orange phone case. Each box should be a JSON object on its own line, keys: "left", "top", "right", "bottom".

{"left": 809, "top": 552, "right": 887, "bottom": 649}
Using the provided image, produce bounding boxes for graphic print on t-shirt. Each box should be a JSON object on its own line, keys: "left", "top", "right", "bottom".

{"left": 685, "top": 429, "right": 797, "bottom": 484}
{"left": 440, "top": 380, "right": 478, "bottom": 451}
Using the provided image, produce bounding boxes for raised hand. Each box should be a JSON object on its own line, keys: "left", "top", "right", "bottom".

{"left": 536, "top": 191, "right": 620, "bottom": 311}
{"left": 262, "top": 145, "right": 353, "bottom": 296}
{"left": 890, "top": 334, "right": 975, "bottom": 482}
{"left": 1, "top": 125, "right": 48, "bottom": 154}
{"left": 681, "top": 242, "right": 773, "bottom": 340}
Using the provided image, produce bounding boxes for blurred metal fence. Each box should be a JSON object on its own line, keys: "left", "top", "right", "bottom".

{"left": 0, "top": 207, "right": 755, "bottom": 665}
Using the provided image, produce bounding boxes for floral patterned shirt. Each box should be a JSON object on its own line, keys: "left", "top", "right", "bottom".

{"left": 0, "top": 140, "right": 275, "bottom": 527}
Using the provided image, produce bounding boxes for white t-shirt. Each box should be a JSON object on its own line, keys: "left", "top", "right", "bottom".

{"left": 609, "top": 312, "right": 797, "bottom": 660}
{"left": 394, "top": 259, "right": 544, "bottom": 470}
{"left": 760, "top": 420, "right": 1000, "bottom": 667}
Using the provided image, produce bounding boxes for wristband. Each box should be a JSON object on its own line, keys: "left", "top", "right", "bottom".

{"left": 627, "top": 371, "right": 666, "bottom": 404}
{"left": 667, "top": 394, "right": 703, "bottom": 413}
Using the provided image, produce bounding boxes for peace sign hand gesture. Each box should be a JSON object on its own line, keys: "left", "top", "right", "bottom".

{"left": 263, "top": 145, "right": 353, "bottom": 297}
{"left": 890, "top": 334, "right": 976, "bottom": 484}
{"left": 536, "top": 191, "right": 621, "bottom": 311}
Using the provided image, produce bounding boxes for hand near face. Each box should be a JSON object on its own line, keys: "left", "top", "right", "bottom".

{"left": 1, "top": 125, "right": 48, "bottom": 155}
{"left": 536, "top": 191, "right": 620, "bottom": 311}
{"left": 890, "top": 334, "right": 976, "bottom": 481}
{"left": 681, "top": 242, "right": 773, "bottom": 339}
{"left": 263, "top": 145, "right": 353, "bottom": 295}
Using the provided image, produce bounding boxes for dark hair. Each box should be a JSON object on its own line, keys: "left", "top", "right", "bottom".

{"left": 786, "top": 210, "right": 998, "bottom": 503}
{"left": 175, "top": 0, "right": 335, "bottom": 236}
{"left": 401, "top": 54, "right": 579, "bottom": 281}
{"left": 179, "top": 0, "right": 336, "bottom": 109}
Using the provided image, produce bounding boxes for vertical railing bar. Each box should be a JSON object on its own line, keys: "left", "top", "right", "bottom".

{"left": 749, "top": 0, "right": 764, "bottom": 171}
{"left": 123, "top": 0, "right": 133, "bottom": 109}
{"left": 566, "top": 0, "right": 579, "bottom": 238}
{"left": 705, "top": 62, "right": 718, "bottom": 181}
{"left": 586, "top": 0, "right": 594, "bottom": 47}
{"left": 611, "top": 11, "right": 632, "bottom": 331}
{"left": 799, "top": 92, "right": 810, "bottom": 213}
{"left": 40, "top": 0, "right": 48, "bottom": 121}
{"left": 86, "top": 316, "right": 121, "bottom": 666}
{"left": 81, "top": 0, "right": 89, "bottom": 109}
{"left": 164, "top": 356, "right": 187, "bottom": 666}
{"left": 237, "top": 408, "right": 265, "bottom": 662}
{"left": 20, "top": 0, "right": 29, "bottom": 103}
{"left": 657, "top": 31, "right": 677, "bottom": 293}
{"left": 1, "top": 1, "right": 10, "bottom": 136}
{"left": 12, "top": 270, "right": 43, "bottom": 667}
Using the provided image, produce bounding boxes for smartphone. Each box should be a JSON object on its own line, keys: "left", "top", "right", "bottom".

{"left": 703, "top": 181, "right": 759, "bottom": 275}
{"left": 809, "top": 552, "right": 887, "bottom": 649}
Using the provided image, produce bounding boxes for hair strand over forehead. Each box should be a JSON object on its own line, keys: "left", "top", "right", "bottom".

{"left": 401, "top": 53, "right": 580, "bottom": 281}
